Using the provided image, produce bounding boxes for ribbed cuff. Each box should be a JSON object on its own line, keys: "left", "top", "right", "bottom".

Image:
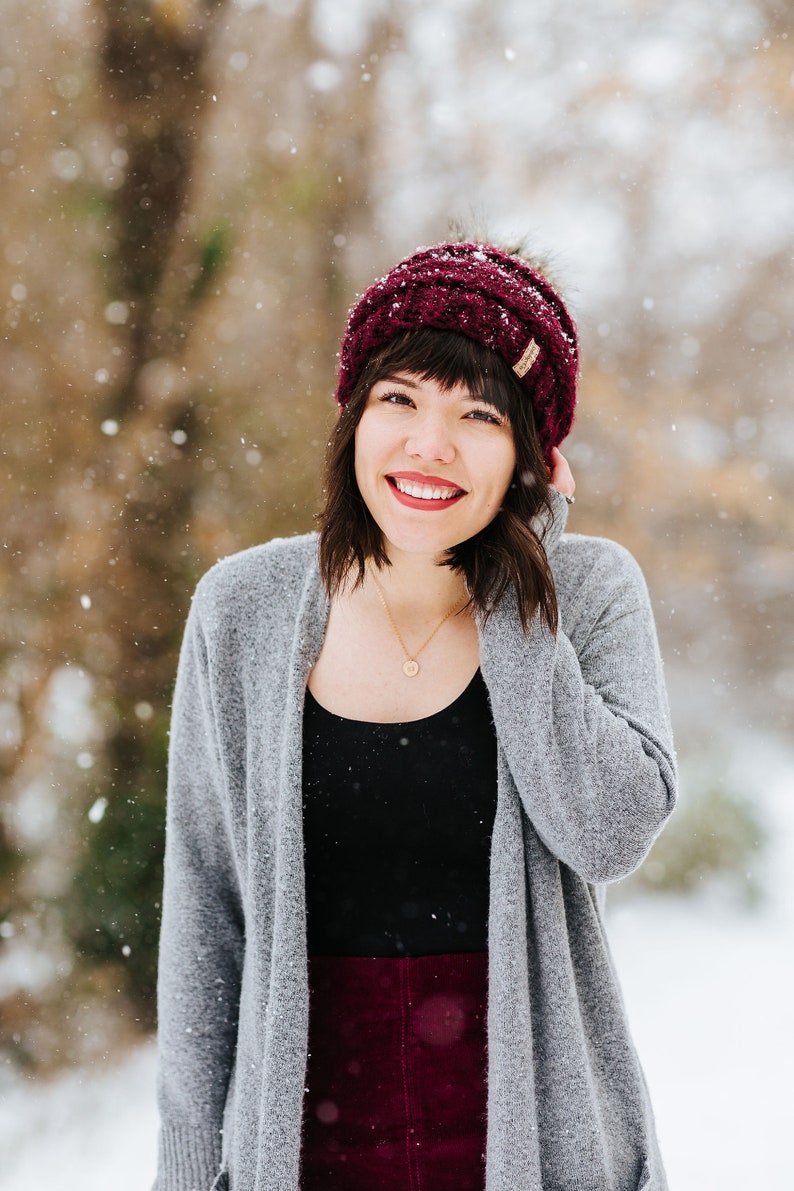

{"left": 155, "top": 1123, "right": 222, "bottom": 1191}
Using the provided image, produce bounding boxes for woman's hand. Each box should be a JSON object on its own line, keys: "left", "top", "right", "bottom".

{"left": 549, "top": 446, "right": 575, "bottom": 503}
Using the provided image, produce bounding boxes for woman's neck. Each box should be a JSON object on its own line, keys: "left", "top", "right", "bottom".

{"left": 365, "top": 546, "right": 469, "bottom": 620}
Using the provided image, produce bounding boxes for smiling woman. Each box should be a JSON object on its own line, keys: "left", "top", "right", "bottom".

{"left": 154, "top": 242, "right": 677, "bottom": 1191}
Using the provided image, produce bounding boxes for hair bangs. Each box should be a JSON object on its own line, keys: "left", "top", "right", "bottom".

{"left": 361, "top": 329, "right": 513, "bottom": 418}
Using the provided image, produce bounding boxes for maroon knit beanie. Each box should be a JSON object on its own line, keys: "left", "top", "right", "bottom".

{"left": 335, "top": 241, "right": 578, "bottom": 461}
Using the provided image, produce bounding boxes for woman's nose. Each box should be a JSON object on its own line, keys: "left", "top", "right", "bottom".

{"left": 404, "top": 415, "right": 455, "bottom": 463}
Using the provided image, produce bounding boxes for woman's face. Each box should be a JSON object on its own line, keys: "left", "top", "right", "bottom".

{"left": 354, "top": 371, "right": 516, "bottom": 561}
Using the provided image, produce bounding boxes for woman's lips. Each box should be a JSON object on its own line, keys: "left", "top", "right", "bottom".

{"left": 386, "top": 473, "right": 466, "bottom": 510}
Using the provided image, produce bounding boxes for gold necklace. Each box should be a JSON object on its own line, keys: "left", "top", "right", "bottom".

{"left": 367, "top": 563, "right": 466, "bottom": 678}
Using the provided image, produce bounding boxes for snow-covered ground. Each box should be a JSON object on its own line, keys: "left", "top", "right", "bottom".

{"left": 2, "top": 749, "right": 791, "bottom": 1190}
{"left": 0, "top": 1042, "right": 159, "bottom": 1190}
{"left": 611, "top": 895, "right": 793, "bottom": 1188}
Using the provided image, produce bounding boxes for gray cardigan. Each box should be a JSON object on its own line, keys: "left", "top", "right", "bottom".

{"left": 155, "top": 494, "right": 677, "bottom": 1191}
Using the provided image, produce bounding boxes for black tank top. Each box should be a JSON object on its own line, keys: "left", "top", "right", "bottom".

{"left": 302, "top": 670, "right": 498, "bottom": 957}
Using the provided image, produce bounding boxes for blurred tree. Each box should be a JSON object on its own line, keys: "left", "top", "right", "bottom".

{"left": 1, "top": 0, "right": 236, "bottom": 1058}
{"left": 63, "top": 0, "right": 234, "bottom": 1029}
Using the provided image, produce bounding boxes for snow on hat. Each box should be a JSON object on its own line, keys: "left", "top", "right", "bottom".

{"left": 335, "top": 241, "right": 578, "bottom": 460}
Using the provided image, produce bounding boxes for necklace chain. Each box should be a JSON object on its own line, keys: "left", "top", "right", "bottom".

{"left": 367, "top": 563, "right": 466, "bottom": 678}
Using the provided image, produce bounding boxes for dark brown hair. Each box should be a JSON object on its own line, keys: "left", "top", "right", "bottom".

{"left": 316, "top": 328, "right": 558, "bottom": 634}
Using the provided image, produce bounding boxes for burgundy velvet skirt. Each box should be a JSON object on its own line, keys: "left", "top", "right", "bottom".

{"left": 301, "top": 952, "right": 489, "bottom": 1191}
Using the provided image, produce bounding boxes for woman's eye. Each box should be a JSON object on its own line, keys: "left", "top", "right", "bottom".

{"left": 466, "top": 408, "right": 503, "bottom": 425}
{"left": 379, "top": 390, "right": 414, "bottom": 407}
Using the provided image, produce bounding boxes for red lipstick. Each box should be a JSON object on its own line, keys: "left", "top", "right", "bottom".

{"left": 386, "top": 472, "right": 467, "bottom": 511}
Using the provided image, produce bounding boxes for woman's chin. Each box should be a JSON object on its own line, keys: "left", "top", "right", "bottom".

{"left": 380, "top": 537, "right": 456, "bottom": 564}
{"left": 372, "top": 514, "right": 487, "bottom": 563}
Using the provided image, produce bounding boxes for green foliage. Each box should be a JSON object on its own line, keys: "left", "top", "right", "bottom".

{"left": 61, "top": 187, "right": 114, "bottom": 220}
{"left": 189, "top": 222, "right": 233, "bottom": 306}
{"left": 625, "top": 766, "right": 767, "bottom": 905}
{"left": 0, "top": 818, "right": 23, "bottom": 912}
{"left": 67, "top": 709, "right": 170, "bottom": 1027}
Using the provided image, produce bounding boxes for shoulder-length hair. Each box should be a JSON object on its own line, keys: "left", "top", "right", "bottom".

{"left": 316, "top": 328, "right": 558, "bottom": 634}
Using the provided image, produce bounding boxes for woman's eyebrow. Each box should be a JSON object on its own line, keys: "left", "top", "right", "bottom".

{"left": 378, "top": 372, "right": 421, "bottom": 388}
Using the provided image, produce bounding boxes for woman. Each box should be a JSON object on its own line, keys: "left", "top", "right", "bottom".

{"left": 154, "top": 243, "right": 677, "bottom": 1191}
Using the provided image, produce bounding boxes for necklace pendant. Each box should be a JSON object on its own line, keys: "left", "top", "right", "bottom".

{"left": 402, "top": 659, "right": 420, "bottom": 678}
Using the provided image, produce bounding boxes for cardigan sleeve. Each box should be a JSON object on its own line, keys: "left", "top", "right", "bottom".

{"left": 154, "top": 587, "right": 244, "bottom": 1190}
{"left": 480, "top": 540, "right": 677, "bottom": 884}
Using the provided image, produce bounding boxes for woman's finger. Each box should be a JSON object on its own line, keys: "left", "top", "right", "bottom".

{"left": 549, "top": 446, "right": 575, "bottom": 499}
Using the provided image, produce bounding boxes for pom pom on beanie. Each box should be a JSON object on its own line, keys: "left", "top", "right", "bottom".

{"left": 335, "top": 242, "right": 578, "bottom": 460}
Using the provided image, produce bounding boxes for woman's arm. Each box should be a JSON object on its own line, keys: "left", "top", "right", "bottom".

{"left": 155, "top": 589, "right": 244, "bottom": 1189}
{"left": 480, "top": 539, "right": 677, "bottom": 884}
